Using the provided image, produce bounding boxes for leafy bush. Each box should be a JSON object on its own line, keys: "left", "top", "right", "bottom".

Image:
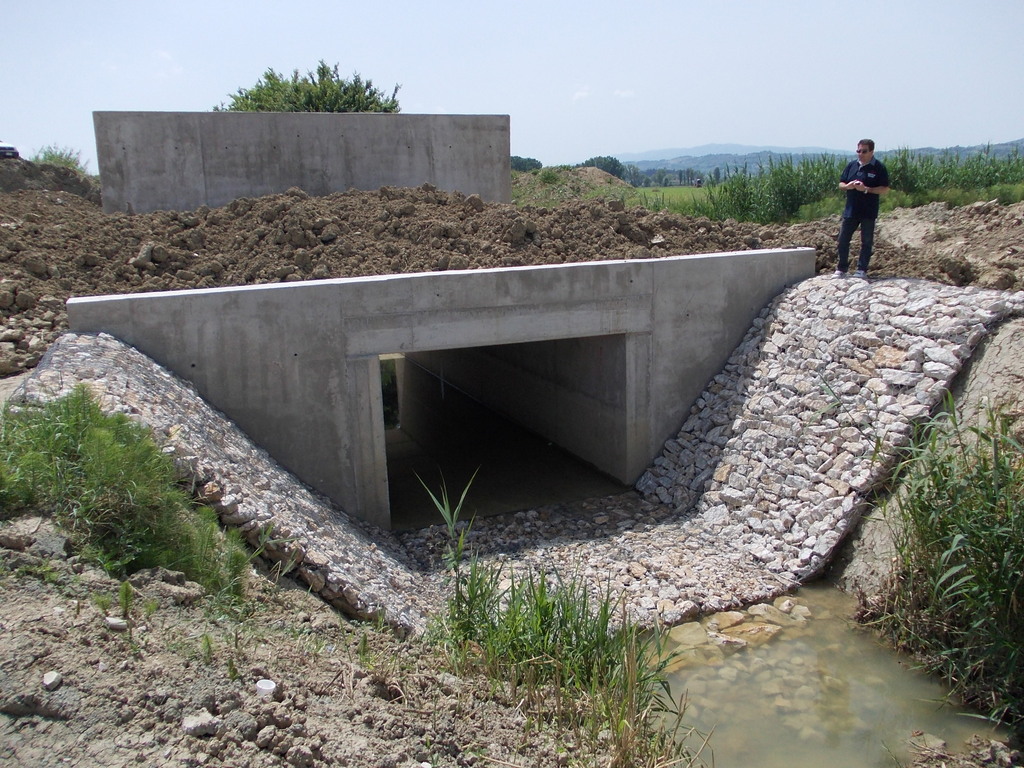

{"left": 0, "top": 386, "right": 249, "bottom": 601}
{"left": 538, "top": 168, "right": 560, "bottom": 185}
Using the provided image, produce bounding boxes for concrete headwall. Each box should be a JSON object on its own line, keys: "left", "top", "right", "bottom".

{"left": 93, "top": 111, "right": 512, "bottom": 214}
{"left": 67, "top": 248, "right": 815, "bottom": 528}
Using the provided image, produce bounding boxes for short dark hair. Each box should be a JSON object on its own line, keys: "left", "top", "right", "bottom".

{"left": 858, "top": 139, "right": 875, "bottom": 151}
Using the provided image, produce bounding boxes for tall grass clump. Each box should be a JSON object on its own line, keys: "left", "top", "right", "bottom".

{"left": 0, "top": 385, "right": 250, "bottom": 602}
{"left": 30, "top": 144, "right": 90, "bottom": 175}
{"left": 421, "top": 473, "right": 704, "bottom": 767}
{"left": 659, "top": 148, "right": 1024, "bottom": 223}
{"left": 872, "top": 403, "right": 1023, "bottom": 733}
{"left": 886, "top": 147, "right": 1024, "bottom": 198}
{"left": 678, "top": 154, "right": 845, "bottom": 223}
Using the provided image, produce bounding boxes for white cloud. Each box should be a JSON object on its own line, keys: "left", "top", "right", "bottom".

{"left": 613, "top": 89, "right": 635, "bottom": 99}
{"left": 571, "top": 85, "right": 591, "bottom": 102}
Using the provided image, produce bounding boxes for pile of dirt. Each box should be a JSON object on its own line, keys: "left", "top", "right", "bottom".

{"left": 511, "top": 165, "right": 634, "bottom": 207}
{"left": 0, "top": 158, "right": 101, "bottom": 206}
{"left": 3, "top": 161, "right": 1024, "bottom": 379}
{"left": 3, "top": 164, "right": 1024, "bottom": 767}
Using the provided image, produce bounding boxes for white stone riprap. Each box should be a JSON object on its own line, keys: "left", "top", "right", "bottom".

{"left": 637, "top": 277, "right": 1024, "bottom": 585}
{"left": 12, "top": 276, "right": 1024, "bottom": 633}
{"left": 15, "top": 336, "right": 438, "bottom": 636}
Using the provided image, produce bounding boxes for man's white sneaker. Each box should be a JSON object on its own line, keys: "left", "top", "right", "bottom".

{"left": 853, "top": 270, "right": 868, "bottom": 278}
{"left": 833, "top": 269, "right": 847, "bottom": 278}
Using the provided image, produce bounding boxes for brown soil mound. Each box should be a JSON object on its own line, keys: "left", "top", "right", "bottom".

{"left": 0, "top": 158, "right": 101, "bottom": 205}
{"left": 3, "top": 168, "right": 1023, "bottom": 378}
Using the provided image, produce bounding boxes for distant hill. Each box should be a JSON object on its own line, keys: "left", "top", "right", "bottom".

{"left": 615, "top": 143, "right": 843, "bottom": 163}
{"left": 616, "top": 139, "right": 1024, "bottom": 175}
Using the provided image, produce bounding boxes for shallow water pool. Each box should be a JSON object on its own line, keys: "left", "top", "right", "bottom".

{"left": 664, "top": 582, "right": 1006, "bottom": 767}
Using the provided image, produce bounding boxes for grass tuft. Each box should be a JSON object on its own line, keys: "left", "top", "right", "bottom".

{"left": 1, "top": 385, "right": 251, "bottom": 604}
{"left": 420, "top": 473, "right": 706, "bottom": 767}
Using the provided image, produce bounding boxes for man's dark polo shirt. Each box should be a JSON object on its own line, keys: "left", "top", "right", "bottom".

{"left": 841, "top": 157, "right": 889, "bottom": 219}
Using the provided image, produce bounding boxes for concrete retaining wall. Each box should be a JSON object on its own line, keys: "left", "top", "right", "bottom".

{"left": 67, "top": 247, "right": 815, "bottom": 528}
{"left": 93, "top": 111, "right": 512, "bottom": 214}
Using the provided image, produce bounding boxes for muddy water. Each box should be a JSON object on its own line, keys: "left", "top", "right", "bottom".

{"left": 664, "top": 582, "right": 1007, "bottom": 768}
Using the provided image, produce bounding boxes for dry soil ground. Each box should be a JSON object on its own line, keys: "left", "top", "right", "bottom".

{"left": 1, "top": 160, "right": 1022, "bottom": 767}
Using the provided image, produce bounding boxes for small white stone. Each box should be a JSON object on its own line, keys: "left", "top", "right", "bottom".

{"left": 42, "top": 671, "right": 62, "bottom": 691}
{"left": 182, "top": 711, "right": 221, "bottom": 737}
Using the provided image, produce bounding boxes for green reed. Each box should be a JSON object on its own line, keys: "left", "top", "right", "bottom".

{"left": 659, "top": 148, "right": 1024, "bottom": 223}
{"left": 870, "top": 403, "right": 1023, "bottom": 733}
{"left": 420, "top": 474, "right": 707, "bottom": 767}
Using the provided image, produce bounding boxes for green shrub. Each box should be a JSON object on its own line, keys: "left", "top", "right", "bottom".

{"left": 0, "top": 386, "right": 250, "bottom": 601}
{"left": 30, "top": 145, "right": 89, "bottom": 175}
{"left": 538, "top": 168, "right": 560, "bottom": 185}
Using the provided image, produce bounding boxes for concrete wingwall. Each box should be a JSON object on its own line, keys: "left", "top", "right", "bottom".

{"left": 93, "top": 111, "right": 512, "bottom": 214}
{"left": 66, "top": 248, "right": 815, "bottom": 529}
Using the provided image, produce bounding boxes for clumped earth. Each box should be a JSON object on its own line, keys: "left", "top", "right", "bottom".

{"left": 3, "top": 159, "right": 1023, "bottom": 377}
{"left": 1, "top": 158, "right": 1022, "bottom": 767}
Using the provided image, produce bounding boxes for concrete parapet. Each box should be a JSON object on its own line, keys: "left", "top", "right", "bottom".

{"left": 93, "top": 111, "right": 512, "bottom": 214}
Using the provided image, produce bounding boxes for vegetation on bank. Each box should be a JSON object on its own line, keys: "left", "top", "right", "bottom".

{"left": 0, "top": 386, "right": 250, "bottom": 604}
{"left": 868, "top": 403, "right": 1024, "bottom": 736}
{"left": 421, "top": 474, "right": 708, "bottom": 767}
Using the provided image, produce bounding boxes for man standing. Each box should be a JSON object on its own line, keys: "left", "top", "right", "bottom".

{"left": 835, "top": 139, "right": 890, "bottom": 278}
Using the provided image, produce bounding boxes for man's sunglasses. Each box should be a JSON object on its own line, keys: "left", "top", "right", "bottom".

{"left": 856, "top": 149, "right": 870, "bottom": 154}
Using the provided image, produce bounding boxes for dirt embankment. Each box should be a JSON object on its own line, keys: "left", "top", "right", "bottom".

{"left": 3, "top": 156, "right": 1023, "bottom": 379}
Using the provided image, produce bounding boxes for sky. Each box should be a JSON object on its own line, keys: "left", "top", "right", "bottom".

{"left": 3, "top": 0, "right": 1023, "bottom": 174}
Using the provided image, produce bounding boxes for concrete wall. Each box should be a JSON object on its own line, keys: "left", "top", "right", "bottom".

{"left": 93, "top": 111, "right": 512, "bottom": 214}
{"left": 67, "top": 248, "right": 815, "bottom": 528}
{"left": 405, "top": 336, "right": 632, "bottom": 482}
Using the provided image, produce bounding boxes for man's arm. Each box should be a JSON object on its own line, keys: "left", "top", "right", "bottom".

{"left": 845, "top": 179, "right": 890, "bottom": 194}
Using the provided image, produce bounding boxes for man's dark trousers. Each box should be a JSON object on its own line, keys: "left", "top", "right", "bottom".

{"left": 837, "top": 215, "right": 876, "bottom": 273}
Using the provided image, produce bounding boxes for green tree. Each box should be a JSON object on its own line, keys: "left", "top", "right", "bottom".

{"left": 511, "top": 156, "right": 542, "bottom": 172}
{"left": 578, "top": 155, "right": 626, "bottom": 180}
{"left": 622, "top": 164, "right": 648, "bottom": 187}
{"left": 217, "top": 60, "right": 400, "bottom": 113}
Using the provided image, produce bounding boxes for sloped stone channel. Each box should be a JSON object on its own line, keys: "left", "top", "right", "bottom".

{"left": 12, "top": 275, "right": 1024, "bottom": 635}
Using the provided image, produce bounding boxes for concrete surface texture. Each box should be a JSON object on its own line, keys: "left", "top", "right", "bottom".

{"left": 66, "top": 247, "right": 815, "bottom": 528}
{"left": 93, "top": 112, "right": 512, "bottom": 214}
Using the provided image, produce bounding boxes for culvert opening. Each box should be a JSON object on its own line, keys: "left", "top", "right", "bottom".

{"left": 381, "top": 341, "right": 630, "bottom": 531}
